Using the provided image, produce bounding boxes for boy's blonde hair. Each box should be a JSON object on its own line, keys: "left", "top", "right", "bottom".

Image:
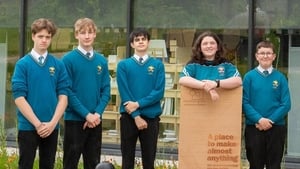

{"left": 74, "top": 18, "right": 97, "bottom": 34}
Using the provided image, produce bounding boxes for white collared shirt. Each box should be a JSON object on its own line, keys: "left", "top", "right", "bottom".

{"left": 257, "top": 65, "right": 273, "bottom": 74}
{"left": 133, "top": 54, "right": 148, "bottom": 63}
{"left": 78, "top": 45, "right": 93, "bottom": 58}
{"left": 31, "top": 49, "right": 47, "bottom": 63}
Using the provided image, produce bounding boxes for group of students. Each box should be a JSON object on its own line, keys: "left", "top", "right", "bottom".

{"left": 11, "top": 17, "right": 290, "bottom": 169}
{"left": 11, "top": 17, "right": 164, "bottom": 169}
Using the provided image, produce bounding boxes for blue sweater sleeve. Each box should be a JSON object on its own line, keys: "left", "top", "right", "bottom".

{"left": 267, "top": 75, "right": 291, "bottom": 123}
{"left": 12, "top": 60, "right": 28, "bottom": 99}
{"left": 56, "top": 60, "right": 70, "bottom": 96}
{"left": 67, "top": 90, "right": 90, "bottom": 118}
{"left": 94, "top": 62, "right": 111, "bottom": 116}
{"left": 116, "top": 60, "right": 141, "bottom": 117}
{"left": 242, "top": 73, "right": 262, "bottom": 123}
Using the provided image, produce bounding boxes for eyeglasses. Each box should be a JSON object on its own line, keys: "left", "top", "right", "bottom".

{"left": 257, "top": 52, "right": 274, "bottom": 57}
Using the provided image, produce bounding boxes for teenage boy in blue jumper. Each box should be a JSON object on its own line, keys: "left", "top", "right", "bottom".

{"left": 62, "top": 18, "right": 111, "bottom": 169}
{"left": 11, "top": 18, "right": 70, "bottom": 169}
{"left": 116, "top": 28, "right": 165, "bottom": 169}
{"left": 243, "top": 40, "right": 291, "bottom": 169}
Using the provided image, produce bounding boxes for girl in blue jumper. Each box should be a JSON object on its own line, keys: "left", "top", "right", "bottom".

{"left": 243, "top": 40, "right": 291, "bottom": 169}
{"left": 179, "top": 31, "right": 242, "bottom": 99}
{"left": 11, "top": 18, "right": 70, "bottom": 169}
{"left": 116, "top": 28, "right": 165, "bottom": 169}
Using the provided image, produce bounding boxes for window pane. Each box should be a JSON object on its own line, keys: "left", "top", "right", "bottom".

{"left": 133, "top": 0, "right": 300, "bottom": 29}
{"left": 0, "top": 0, "right": 20, "bottom": 143}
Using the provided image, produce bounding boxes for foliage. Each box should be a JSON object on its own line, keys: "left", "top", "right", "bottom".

{"left": 0, "top": 119, "right": 18, "bottom": 169}
{"left": 263, "top": 30, "right": 280, "bottom": 66}
{"left": 0, "top": 28, "right": 20, "bottom": 55}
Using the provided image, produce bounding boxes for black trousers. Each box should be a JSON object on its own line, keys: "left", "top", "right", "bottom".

{"left": 18, "top": 129, "right": 58, "bottom": 169}
{"left": 245, "top": 125, "right": 286, "bottom": 169}
{"left": 120, "top": 113, "right": 160, "bottom": 169}
{"left": 63, "top": 120, "right": 102, "bottom": 169}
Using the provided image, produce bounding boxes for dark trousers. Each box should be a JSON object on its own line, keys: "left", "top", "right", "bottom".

{"left": 245, "top": 125, "right": 286, "bottom": 169}
{"left": 120, "top": 113, "right": 160, "bottom": 169}
{"left": 18, "top": 129, "right": 58, "bottom": 169}
{"left": 63, "top": 120, "right": 102, "bottom": 169}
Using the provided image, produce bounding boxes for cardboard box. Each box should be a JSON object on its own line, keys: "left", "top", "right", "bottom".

{"left": 170, "top": 46, "right": 178, "bottom": 52}
{"left": 169, "top": 40, "right": 177, "bottom": 46}
{"left": 169, "top": 57, "right": 177, "bottom": 64}
{"left": 175, "top": 47, "right": 192, "bottom": 65}
{"left": 178, "top": 86, "right": 242, "bottom": 169}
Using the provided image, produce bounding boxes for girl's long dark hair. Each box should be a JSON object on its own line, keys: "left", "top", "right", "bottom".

{"left": 188, "top": 31, "right": 228, "bottom": 65}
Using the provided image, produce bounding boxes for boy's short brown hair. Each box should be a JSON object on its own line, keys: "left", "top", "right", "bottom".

{"left": 31, "top": 18, "right": 57, "bottom": 37}
{"left": 74, "top": 18, "right": 97, "bottom": 34}
{"left": 256, "top": 40, "right": 275, "bottom": 52}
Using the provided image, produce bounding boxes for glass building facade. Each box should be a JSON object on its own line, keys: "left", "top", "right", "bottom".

{"left": 1, "top": 0, "right": 300, "bottom": 166}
